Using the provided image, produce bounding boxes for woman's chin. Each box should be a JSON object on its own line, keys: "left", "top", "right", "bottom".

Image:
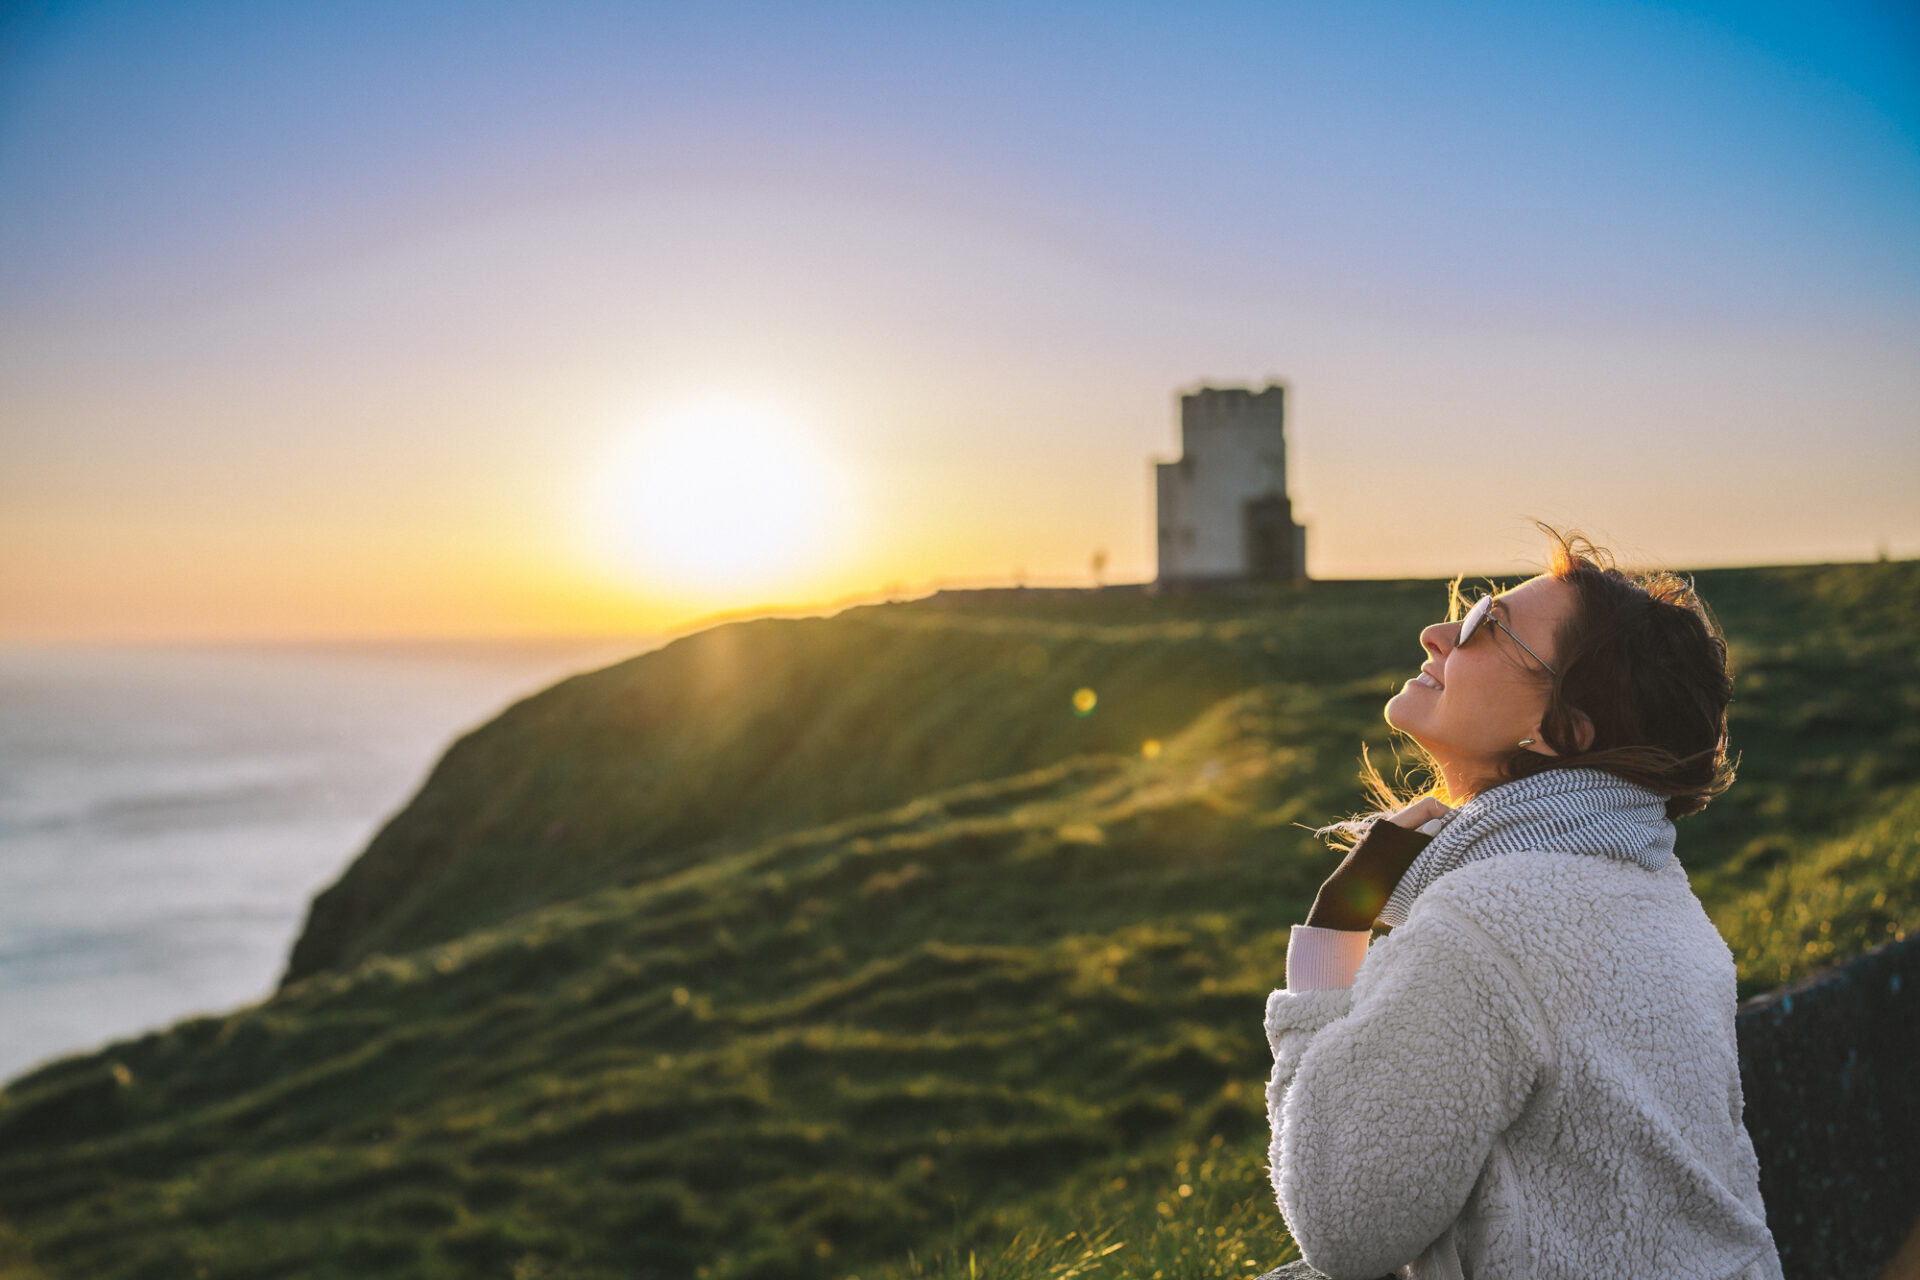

{"left": 1384, "top": 702, "right": 1442, "bottom": 754}
{"left": 1383, "top": 691, "right": 1426, "bottom": 731}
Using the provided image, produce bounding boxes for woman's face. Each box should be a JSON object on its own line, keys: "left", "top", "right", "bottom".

{"left": 1384, "top": 573, "right": 1577, "bottom": 796}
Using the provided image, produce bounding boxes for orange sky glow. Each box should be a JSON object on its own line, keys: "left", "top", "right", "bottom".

{"left": 4, "top": 5, "right": 1917, "bottom": 643}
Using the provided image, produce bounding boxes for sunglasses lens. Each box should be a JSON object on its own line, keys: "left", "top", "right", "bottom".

{"left": 1460, "top": 595, "right": 1491, "bottom": 644}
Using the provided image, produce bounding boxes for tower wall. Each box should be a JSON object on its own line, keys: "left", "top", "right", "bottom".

{"left": 1154, "top": 383, "right": 1305, "bottom": 583}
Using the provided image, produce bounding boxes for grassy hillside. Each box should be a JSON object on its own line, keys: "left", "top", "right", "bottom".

{"left": 1, "top": 561, "right": 1915, "bottom": 1280}
{"left": 284, "top": 578, "right": 1443, "bottom": 982}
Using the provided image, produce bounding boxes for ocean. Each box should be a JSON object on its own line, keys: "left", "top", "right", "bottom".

{"left": 0, "top": 637, "right": 655, "bottom": 1084}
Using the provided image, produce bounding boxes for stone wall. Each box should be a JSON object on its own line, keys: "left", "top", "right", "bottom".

{"left": 1737, "top": 930, "right": 1920, "bottom": 1280}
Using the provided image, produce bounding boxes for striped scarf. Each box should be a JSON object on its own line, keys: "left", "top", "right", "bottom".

{"left": 1379, "top": 766, "right": 1677, "bottom": 928}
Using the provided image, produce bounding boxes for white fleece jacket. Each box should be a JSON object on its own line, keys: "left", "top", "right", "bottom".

{"left": 1264, "top": 848, "right": 1783, "bottom": 1280}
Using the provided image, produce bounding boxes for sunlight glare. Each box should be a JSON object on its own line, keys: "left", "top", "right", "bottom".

{"left": 583, "top": 400, "right": 854, "bottom": 598}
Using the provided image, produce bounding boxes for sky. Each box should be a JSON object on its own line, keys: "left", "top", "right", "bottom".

{"left": 2, "top": 0, "right": 1917, "bottom": 642}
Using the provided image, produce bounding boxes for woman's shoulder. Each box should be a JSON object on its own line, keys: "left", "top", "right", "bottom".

{"left": 1428, "top": 853, "right": 1746, "bottom": 1058}
{"left": 1410, "top": 848, "right": 1708, "bottom": 948}
{"left": 1392, "top": 852, "right": 1736, "bottom": 1052}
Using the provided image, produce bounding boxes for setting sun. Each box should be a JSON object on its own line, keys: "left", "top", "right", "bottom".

{"left": 579, "top": 400, "right": 856, "bottom": 602}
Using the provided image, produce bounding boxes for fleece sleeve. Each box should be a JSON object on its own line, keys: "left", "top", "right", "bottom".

{"left": 1263, "top": 900, "right": 1553, "bottom": 1280}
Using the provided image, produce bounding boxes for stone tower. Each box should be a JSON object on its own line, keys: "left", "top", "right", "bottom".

{"left": 1153, "top": 383, "right": 1307, "bottom": 585}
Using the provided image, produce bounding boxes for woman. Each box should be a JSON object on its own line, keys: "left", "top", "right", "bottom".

{"left": 1262, "top": 528, "right": 1783, "bottom": 1280}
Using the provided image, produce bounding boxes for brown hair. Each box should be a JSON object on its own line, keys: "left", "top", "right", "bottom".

{"left": 1341, "top": 523, "right": 1737, "bottom": 840}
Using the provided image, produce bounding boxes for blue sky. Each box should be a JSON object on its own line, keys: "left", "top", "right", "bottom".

{"left": 2, "top": 1, "right": 1917, "bottom": 638}
{"left": 7, "top": 1, "right": 1915, "bottom": 319}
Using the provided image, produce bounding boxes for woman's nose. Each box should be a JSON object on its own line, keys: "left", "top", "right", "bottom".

{"left": 1420, "top": 621, "right": 1455, "bottom": 657}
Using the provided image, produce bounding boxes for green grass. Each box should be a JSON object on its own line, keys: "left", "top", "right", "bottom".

{"left": 1, "top": 561, "right": 1914, "bottom": 1279}
{"left": 1711, "top": 781, "right": 1920, "bottom": 992}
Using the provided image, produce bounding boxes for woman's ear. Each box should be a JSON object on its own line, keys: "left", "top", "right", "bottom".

{"left": 1569, "top": 708, "right": 1595, "bottom": 753}
{"left": 1532, "top": 709, "right": 1595, "bottom": 755}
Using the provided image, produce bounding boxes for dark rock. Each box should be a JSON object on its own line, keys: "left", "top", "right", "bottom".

{"left": 1737, "top": 930, "right": 1920, "bottom": 1280}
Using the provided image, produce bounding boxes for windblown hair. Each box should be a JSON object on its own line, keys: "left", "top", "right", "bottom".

{"left": 1329, "top": 523, "right": 1737, "bottom": 848}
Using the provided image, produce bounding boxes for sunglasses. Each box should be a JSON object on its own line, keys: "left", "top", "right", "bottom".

{"left": 1457, "top": 593, "right": 1558, "bottom": 677}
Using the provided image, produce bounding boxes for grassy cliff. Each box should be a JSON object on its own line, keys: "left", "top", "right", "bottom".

{"left": 1, "top": 562, "right": 1915, "bottom": 1280}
